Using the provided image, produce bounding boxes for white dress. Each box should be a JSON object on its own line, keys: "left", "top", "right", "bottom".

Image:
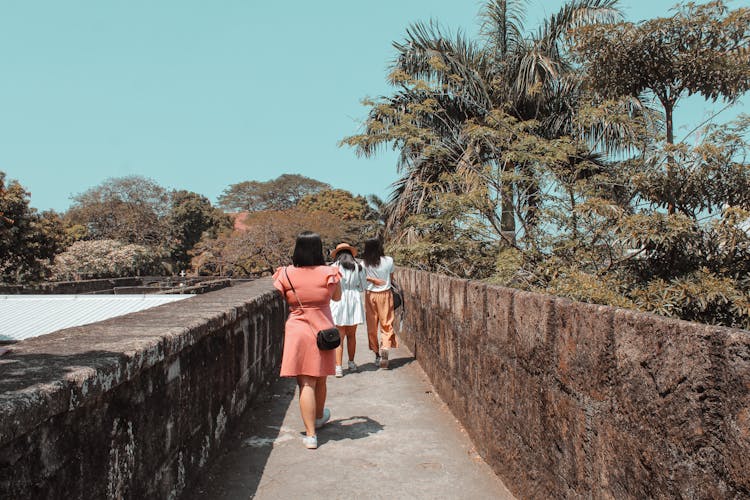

{"left": 330, "top": 263, "right": 366, "bottom": 326}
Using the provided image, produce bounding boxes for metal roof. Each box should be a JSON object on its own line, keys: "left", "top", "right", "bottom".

{"left": 0, "top": 294, "right": 193, "bottom": 342}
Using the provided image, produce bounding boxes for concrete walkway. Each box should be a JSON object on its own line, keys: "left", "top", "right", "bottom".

{"left": 187, "top": 325, "right": 514, "bottom": 499}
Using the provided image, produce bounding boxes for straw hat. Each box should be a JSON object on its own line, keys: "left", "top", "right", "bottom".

{"left": 330, "top": 242, "right": 358, "bottom": 259}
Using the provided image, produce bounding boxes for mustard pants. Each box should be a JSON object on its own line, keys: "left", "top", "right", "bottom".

{"left": 365, "top": 290, "right": 398, "bottom": 353}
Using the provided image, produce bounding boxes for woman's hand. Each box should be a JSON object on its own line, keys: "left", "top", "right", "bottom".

{"left": 367, "top": 277, "right": 385, "bottom": 286}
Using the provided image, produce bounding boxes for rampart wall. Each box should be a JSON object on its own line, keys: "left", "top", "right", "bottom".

{"left": 0, "top": 279, "right": 285, "bottom": 499}
{"left": 394, "top": 268, "right": 750, "bottom": 498}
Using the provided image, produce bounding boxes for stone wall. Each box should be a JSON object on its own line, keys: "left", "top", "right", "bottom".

{"left": 394, "top": 268, "right": 750, "bottom": 498}
{"left": 0, "top": 279, "right": 285, "bottom": 499}
{"left": 0, "top": 277, "right": 143, "bottom": 295}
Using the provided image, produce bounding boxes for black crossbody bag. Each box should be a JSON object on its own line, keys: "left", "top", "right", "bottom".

{"left": 283, "top": 267, "right": 341, "bottom": 350}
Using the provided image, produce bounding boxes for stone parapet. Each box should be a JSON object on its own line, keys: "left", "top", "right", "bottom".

{"left": 394, "top": 268, "right": 750, "bottom": 498}
{"left": 0, "top": 279, "right": 285, "bottom": 499}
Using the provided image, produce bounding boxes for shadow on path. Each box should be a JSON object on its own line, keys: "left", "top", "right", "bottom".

{"left": 315, "top": 415, "right": 384, "bottom": 445}
{"left": 185, "top": 376, "right": 295, "bottom": 500}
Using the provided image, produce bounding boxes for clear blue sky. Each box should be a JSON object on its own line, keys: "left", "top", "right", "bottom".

{"left": 0, "top": 0, "right": 747, "bottom": 212}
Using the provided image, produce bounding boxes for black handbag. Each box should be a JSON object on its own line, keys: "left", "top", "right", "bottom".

{"left": 284, "top": 267, "right": 341, "bottom": 351}
{"left": 391, "top": 282, "right": 404, "bottom": 310}
{"left": 316, "top": 327, "right": 341, "bottom": 350}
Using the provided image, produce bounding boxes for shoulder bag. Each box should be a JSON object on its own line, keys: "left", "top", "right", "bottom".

{"left": 283, "top": 267, "right": 341, "bottom": 350}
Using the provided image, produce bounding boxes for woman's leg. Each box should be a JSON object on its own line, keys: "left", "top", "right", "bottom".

{"left": 365, "top": 292, "right": 380, "bottom": 354}
{"left": 314, "top": 376, "right": 327, "bottom": 419}
{"left": 297, "top": 375, "right": 317, "bottom": 436}
{"left": 342, "top": 325, "right": 357, "bottom": 361}
{"left": 335, "top": 340, "right": 344, "bottom": 367}
{"left": 378, "top": 292, "right": 398, "bottom": 349}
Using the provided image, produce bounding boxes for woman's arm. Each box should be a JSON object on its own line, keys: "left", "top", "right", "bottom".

{"left": 366, "top": 276, "right": 385, "bottom": 286}
{"left": 331, "top": 281, "right": 342, "bottom": 301}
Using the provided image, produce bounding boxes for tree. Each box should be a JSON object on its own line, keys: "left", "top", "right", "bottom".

{"left": 573, "top": 0, "right": 750, "bottom": 213}
{"left": 52, "top": 239, "right": 163, "bottom": 280}
{"left": 66, "top": 175, "right": 171, "bottom": 247}
{"left": 191, "top": 208, "right": 353, "bottom": 276}
{"left": 217, "top": 174, "right": 330, "bottom": 212}
{"left": 168, "top": 190, "right": 230, "bottom": 271}
{"left": 298, "top": 189, "right": 370, "bottom": 221}
{"left": 342, "top": 0, "right": 627, "bottom": 246}
{"left": 0, "top": 172, "right": 64, "bottom": 283}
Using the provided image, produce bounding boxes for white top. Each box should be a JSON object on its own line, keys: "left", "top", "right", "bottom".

{"left": 330, "top": 263, "right": 366, "bottom": 326}
{"left": 364, "top": 256, "right": 394, "bottom": 292}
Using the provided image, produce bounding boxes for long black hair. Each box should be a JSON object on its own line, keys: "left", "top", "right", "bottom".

{"left": 292, "top": 231, "right": 325, "bottom": 267}
{"left": 362, "top": 238, "right": 384, "bottom": 268}
{"left": 335, "top": 250, "right": 360, "bottom": 271}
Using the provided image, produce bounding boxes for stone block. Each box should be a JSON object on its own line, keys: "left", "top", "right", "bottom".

{"left": 466, "top": 281, "right": 487, "bottom": 327}
{"left": 511, "top": 290, "right": 555, "bottom": 373}
{"left": 449, "top": 277, "right": 467, "bottom": 322}
{"left": 437, "top": 274, "right": 452, "bottom": 312}
{"left": 553, "top": 298, "right": 615, "bottom": 400}
{"left": 717, "top": 327, "right": 750, "bottom": 491}
{"left": 612, "top": 310, "right": 711, "bottom": 445}
{"left": 484, "top": 285, "right": 514, "bottom": 356}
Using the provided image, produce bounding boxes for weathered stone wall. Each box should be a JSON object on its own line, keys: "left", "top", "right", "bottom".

{"left": 0, "top": 279, "right": 285, "bottom": 499}
{"left": 0, "top": 277, "right": 143, "bottom": 295}
{"left": 395, "top": 268, "right": 750, "bottom": 499}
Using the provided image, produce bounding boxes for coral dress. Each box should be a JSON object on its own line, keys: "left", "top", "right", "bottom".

{"left": 273, "top": 265, "right": 341, "bottom": 377}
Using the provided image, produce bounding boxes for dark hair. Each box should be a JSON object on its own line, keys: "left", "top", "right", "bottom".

{"left": 362, "top": 238, "right": 384, "bottom": 268}
{"left": 335, "top": 250, "right": 359, "bottom": 271}
{"left": 292, "top": 231, "right": 325, "bottom": 267}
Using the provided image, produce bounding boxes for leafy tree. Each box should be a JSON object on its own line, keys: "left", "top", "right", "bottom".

{"left": 168, "top": 190, "right": 230, "bottom": 271}
{"left": 297, "top": 188, "right": 382, "bottom": 244}
{"left": 573, "top": 0, "right": 750, "bottom": 213}
{"left": 192, "top": 208, "right": 352, "bottom": 276}
{"left": 344, "top": 1, "right": 750, "bottom": 328}
{"left": 217, "top": 174, "right": 330, "bottom": 212}
{"left": 0, "top": 172, "right": 64, "bottom": 283}
{"left": 342, "top": 0, "right": 630, "bottom": 246}
{"left": 52, "top": 239, "right": 163, "bottom": 280}
{"left": 66, "top": 175, "right": 171, "bottom": 247}
{"left": 298, "top": 189, "right": 370, "bottom": 221}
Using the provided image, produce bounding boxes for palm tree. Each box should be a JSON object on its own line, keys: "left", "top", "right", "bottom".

{"left": 344, "top": 0, "right": 648, "bottom": 249}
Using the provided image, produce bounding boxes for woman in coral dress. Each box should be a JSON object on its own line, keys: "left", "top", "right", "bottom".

{"left": 273, "top": 231, "right": 341, "bottom": 449}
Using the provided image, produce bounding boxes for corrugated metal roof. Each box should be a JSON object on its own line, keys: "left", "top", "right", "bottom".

{"left": 0, "top": 295, "right": 193, "bottom": 342}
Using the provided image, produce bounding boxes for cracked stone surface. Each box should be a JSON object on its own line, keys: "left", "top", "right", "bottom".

{"left": 186, "top": 325, "right": 514, "bottom": 500}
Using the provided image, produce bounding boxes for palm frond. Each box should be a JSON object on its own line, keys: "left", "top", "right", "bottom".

{"left": 479, "top": 0, "right": 528, "bottom": 57}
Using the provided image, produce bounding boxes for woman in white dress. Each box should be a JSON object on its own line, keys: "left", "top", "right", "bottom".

{"left": 329, "top": 243, "right": 381, "bottom": 377}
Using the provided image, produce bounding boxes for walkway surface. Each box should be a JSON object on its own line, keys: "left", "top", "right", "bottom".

{"left": 187, "top": 325, "right": 515, "bottom": 499}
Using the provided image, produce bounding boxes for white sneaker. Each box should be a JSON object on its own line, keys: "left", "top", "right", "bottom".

{"left": 335, "top": 365, "right": 343, "bottom": 378}
{"left": 347, "top": 360, "right": 358, "bottom": 372}
{"left": 315, "top": 408, "right": 331, "bottom": 429}
{"left": 379, "top": 348, "right": 389, "bottom": 369}
{"left": 303, "top": 435, "right": 317, "bottom": 449}
{"left": 374, "top": 354, "right": 381, "bottom": 368}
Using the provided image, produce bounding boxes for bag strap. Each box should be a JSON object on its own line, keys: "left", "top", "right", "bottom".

{"left": 283, "top": 266, "right": 318, "bottom": 336}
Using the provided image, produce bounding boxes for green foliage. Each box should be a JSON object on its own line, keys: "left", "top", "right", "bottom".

{"left": 52, "top": 239, "right": 163, "bottom": 280}
{"left": 191, "top": 208, "right": 357, "bottom": 277}
{"left": 217, "top": 174, "right": 330, "bottom": 212}
{"left": 168, "top": 190, "right": 230, "bottom": 271}
{"left": 66, "top": 175, "right": 171, "bottom": 247}
{"left": 573, "top": 1, "right": 750, "bottom": 110}
{"left": 345, "top": 0, "right": 750, "bottom": 329}
{"left": 0, "top": 172, "right": 65, "bottom": 283}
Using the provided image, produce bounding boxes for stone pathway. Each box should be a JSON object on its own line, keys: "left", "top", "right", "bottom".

{"left": 187, "top": 325, "right": 514, "bottom": 499}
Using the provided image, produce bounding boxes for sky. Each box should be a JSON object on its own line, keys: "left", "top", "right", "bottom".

{"left": 0, "top": 0, "right": 747, "bottom": 212}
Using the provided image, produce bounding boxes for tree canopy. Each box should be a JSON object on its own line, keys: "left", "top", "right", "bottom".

{"left": 0, "top": 172, "right": 64, "bottom": 283}
{"left": 217, "top": 174, "right": 330, "bottom": 212}
{"left": 343, "top": 0, "right": 750, "bottom": 328}
{"left": 66, "top": 175, "right": 171, "bottom": 247}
